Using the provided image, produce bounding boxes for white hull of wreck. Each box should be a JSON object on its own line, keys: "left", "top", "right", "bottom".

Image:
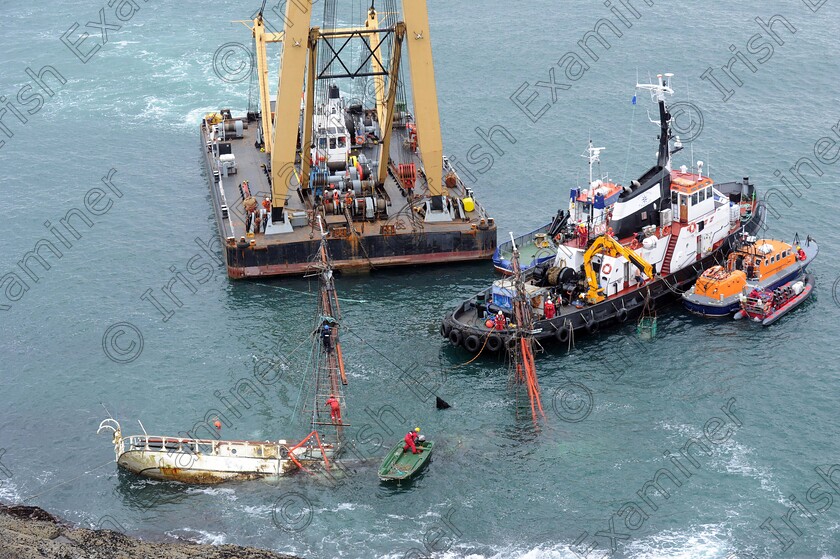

{"left": 98, "top": 419, "right": 318, "bottom": 484}
{"left": 117, "top": 449, "right": 301, "bottom": 484}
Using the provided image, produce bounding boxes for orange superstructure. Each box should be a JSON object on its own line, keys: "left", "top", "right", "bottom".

{"left": 694, "top": 267, "right": 747, "bottom": 299}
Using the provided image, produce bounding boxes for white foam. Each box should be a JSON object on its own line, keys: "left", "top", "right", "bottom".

{"left": 623, "top": 523, "right": 732, "bottom": 559}
{"left": 433, "top": 542, "right": 578, "bottom": 559}
{"left": 166, "top": 528, "right": 227, "bottom": 546}
{"left": 328, "top": 502, "right": 370, "bottom": 512}
{"left": 184, "top": 486, "right": 237, "bottom": 501}
{"left": 239, "top": 504, "right": 273, "bottom": 517}
{"left": 712, "top": 440, "right": 781, "bottom": 499}
{"left": 0, "top": 480, "right": 22, "bottom": 503}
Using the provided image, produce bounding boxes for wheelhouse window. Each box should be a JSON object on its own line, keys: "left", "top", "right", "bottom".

{"left": 338, "top": 137, "right": 347, "bottom": 148}
{"left": 329, "top": 138, "right": 337, "bottom": 149}
{"left": 698, "top": 189, "right": 706, "bottom": 202}
{"left": 691, "top": 192, "right": 699, "bottom": 205}
{"left": 671, "top": 191, "right": 678, "bottom": 205}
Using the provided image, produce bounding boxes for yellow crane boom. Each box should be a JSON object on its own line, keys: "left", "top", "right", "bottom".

{"left": 247, "top": 0, "right": 445, "bottom": 226}
{"left": 584, "top": 234, "right": 655, "bottom": 303}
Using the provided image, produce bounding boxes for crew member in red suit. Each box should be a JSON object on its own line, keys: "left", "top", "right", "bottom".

{"left": 494, "top": 311, "right": 506, "bottom": 330}
{"left": 544, "top": 298, "right": 556, "bottom": 319}
{"left": 403, "top": 427, "right": 421, "bottom": 454}
{"left": 325, "top": 395, "right": 341, "bottom": 423}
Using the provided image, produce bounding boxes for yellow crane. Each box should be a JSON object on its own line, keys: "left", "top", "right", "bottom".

{"left": 583, "top": 234, "right": 655, "bottom": 303}
{"left": 246, "top": 0, "right": 445, "bottom": 226}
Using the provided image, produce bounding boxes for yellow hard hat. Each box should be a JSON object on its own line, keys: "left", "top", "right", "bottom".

{"left": 414, "top": 427, "right": 421, "bottom": 432}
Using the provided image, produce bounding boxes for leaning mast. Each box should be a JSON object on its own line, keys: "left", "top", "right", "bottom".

{"left": 308, "top": 218, "right": 348, "bottom": 451}
{"left": 507, "top": 233, "right": 545, "bottom": 425}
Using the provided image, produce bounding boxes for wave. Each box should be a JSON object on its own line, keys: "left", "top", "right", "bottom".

{"left": 165, "top": 527, "right": 226, "bottom": 546}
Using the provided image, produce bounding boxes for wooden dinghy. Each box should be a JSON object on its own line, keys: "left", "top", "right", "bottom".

{"left": 378, "top": 440, "right": 434, "bottom": 482}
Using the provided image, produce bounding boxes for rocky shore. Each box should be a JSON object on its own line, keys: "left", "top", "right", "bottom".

{"left": 0, "top": 504, "right": 301, "bottom": 559}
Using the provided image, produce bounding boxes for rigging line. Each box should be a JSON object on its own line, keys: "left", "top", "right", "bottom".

{"left": 22, "top": 460, "right": 116, "bottom": 503}
{"left": 622, "top": 98, "right": 637, "bottom": 185}
{"left": 342, "top": 323, "right": 432, "bottom": 379}
{"left": 759, "top": 181, "right": 840, "bottom": 188}
{"left": 292, "top": 336, "right": 318, "bottom": 420}
{"left": 272, "top": 330, "right": 314, "bottom": 365}
{"left": 293, "top": 312, "right": 323, "bottom": 421}
{"left": 439, "top": 332, "right": 491, "bottom": 370}
{"left": 255, "top": 282, "right": 368, "bottom": 303}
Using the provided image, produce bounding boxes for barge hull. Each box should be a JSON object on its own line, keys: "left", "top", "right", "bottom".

{"left": 224, "top": 230, "right": 496, "bottom": 277}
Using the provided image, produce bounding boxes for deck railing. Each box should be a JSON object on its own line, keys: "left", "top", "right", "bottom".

{"left": 203, "top": 117, "right": 236, "bottom": 239}
{"left": 119, "top": 434, "right": 288, "bottom": 459}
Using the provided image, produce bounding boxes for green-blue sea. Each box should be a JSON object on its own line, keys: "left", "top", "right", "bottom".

{"left": 2, "top": 0, "right": 840, "bottom": 557}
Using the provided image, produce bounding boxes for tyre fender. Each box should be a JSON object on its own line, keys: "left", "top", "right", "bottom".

{"left": 555, "top": 323, "right": 572, "bottom": 343}
{"left": 464, "top": 334, "right": 481, "bottom": 353}
{"left": 486, "top": 334, "right": 503, "bottom": 352}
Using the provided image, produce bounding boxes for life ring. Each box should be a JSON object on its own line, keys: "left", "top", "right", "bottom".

{"left": 448, "top": 329, "right": 463, "bottom": 347}
{"left": 688, "top": 222, "right": 697, "bottom": 233}
{"left": 556, "top": 324, "right": 572, "bottom": 343}
{"left": 602, "top": 263, "right": 612, "bottom": 275}
{"left": 585, "top": 316, "right": 597, "bottom": 333}
{"left": 486, "top": 334, "right": 503, "bottom": 353}
{"left": 464, "top": 334, "right": 481, "bottom": 353}
{"left": 440, "top": 322, "right": 451, "bottom": 338}
{"left": 616, "top": 308, "right": 628, "bottom": 323}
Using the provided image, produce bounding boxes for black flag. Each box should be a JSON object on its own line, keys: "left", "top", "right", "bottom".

{"left": 436, "top": 396, "right": 451, "bottom": 410}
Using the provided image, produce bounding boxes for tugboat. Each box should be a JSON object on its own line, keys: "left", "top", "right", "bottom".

{"left": 493, "top": 142, "right": 623, "bottom": 275}
{"left": 440, "top": 74, "right": 765, "bottom": 352}
{"left": 201, "top": 2, "right": 496, "bottom": 278}
{"left": 682, "top": 235, "right": 817, "bottom": 316}
{"left": 734, "top": 273, "right": 814, "bottom": 326}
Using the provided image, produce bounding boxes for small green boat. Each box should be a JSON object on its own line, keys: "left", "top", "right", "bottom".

{"left": 378, "top": 440, "right": 434, "bottom": 482}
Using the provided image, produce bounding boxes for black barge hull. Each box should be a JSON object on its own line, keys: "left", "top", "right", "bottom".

{"left": 221, "top": 228, "right": 497, "bottom": 278}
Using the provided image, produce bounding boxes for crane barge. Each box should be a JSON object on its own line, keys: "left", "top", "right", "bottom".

{"left": 201, "top": 1, "right": 496, "bottom": 278}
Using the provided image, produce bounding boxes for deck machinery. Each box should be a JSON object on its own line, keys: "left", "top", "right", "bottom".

{"left": 201, "top": 0, "right": 496, "bottom": 278}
